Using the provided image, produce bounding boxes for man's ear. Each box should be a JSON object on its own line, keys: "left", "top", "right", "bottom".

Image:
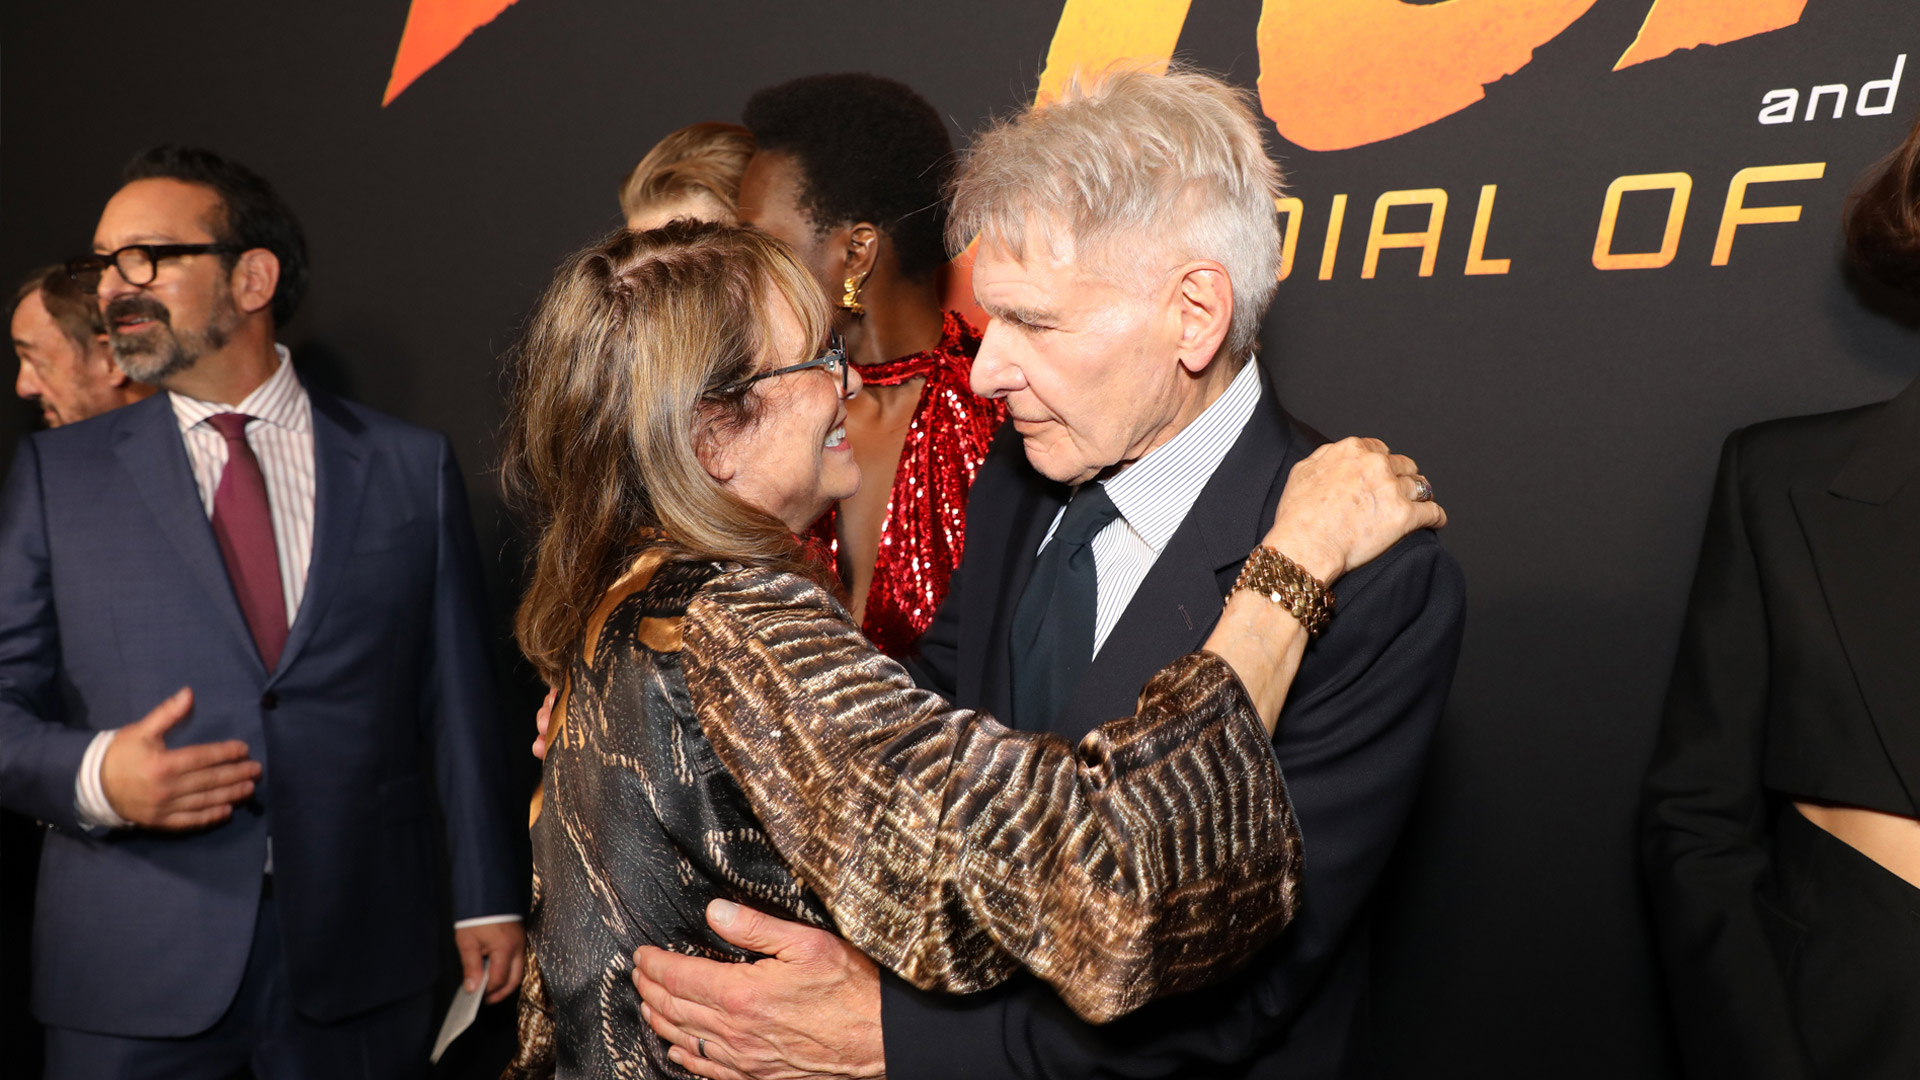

{"left": 843, "top": 223, "right": 881, "bottom": 279}
{"left": 229, "top": 249, "right": 281, "bottom": 317}
{"left": 1170, "top": 262, "right": 1234, "bottom": 375}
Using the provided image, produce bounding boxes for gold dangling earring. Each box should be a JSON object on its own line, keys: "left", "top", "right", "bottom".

{"left": 839, "top": 270, "right": 871, "bottom": 317}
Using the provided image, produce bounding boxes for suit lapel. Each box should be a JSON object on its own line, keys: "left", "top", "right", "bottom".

{"left": 112, "top": 396, "right": 261, "bottom": 668}
{"left": 1792, "top": 376, "right": 1920, "bottom": 803}
{"left": 1050, "top": 376, "right": 1305, "bottom": 742}
{"left": 273, "top": 390, "right": 370, "bottom": 682}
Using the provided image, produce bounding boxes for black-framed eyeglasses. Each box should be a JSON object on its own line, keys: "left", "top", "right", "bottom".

{"left": 711, "top": 333, "right": 853, "bottom": 399}
{"left": 66, "top": 243, "right": 241, "bottom": 294}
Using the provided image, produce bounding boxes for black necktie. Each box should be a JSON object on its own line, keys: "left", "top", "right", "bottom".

{"left": 1009, "top": 483, "right": 1123, "bottom": 732}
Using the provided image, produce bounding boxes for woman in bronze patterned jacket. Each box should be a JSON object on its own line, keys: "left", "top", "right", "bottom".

{"left": 500, "top": 221, "right": 1445, "bottom": 1079}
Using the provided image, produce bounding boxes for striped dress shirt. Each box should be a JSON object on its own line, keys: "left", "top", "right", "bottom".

{"left": 1039, "top": 358, "right": 1263, "bottom": 658}
{"left": 171, "top": 344, "right": 316, "bottom": 622}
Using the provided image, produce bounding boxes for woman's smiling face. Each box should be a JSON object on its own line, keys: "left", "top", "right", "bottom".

{"left": 699, "top": 284, "right": 863, "bottom": 533}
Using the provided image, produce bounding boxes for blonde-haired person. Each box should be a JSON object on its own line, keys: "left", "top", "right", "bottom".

{"left": 618, "top": 121, "right": 755, "bottom": 230}
{"left": 501, "top": 219, "right": 1443, "bottom": 1078}
{"left": 628, "top": 66, "right": 1466, "bottom": 1080}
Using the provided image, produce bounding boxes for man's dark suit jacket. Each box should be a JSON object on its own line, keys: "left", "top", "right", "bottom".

{"left": 893, "top": 374, "right": 1467, "bottom": 1079}
{"left": 0, "top": 386, "right": 522, "bottom": 1037}
{"left": 1642, "top": 375, "right": 1920, "bottom": 1079}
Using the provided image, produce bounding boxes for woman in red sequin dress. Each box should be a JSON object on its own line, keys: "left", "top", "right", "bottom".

{"left": 738, "top": 74, "right": 1005, "bottom": 657}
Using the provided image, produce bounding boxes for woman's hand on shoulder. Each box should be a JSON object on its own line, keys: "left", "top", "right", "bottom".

{"left": 1263, "top": 437, "right": 1446, "bottom": 586}
{"left": 532, "top": 686, "right": 557, "bottom": 761}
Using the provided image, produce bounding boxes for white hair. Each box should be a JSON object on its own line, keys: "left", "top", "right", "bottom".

{"left": 949, "top": 65, "right": 1284, "bottom": 365}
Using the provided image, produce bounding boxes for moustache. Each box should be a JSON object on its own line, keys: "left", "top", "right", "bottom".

{"left": 103, "top": 295, "right": 172, "bottom": 330}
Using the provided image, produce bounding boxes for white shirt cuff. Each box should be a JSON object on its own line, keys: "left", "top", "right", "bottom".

{"left": 454, "top": 914, "right": 523, "bottom": 929}
{"left": 75, "top": 729, "right": 131, "bottom": 829}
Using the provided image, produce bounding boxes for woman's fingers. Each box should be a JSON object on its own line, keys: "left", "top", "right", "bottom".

{"left": 1268, "top": 436, "right": 1450, "bottom": 581}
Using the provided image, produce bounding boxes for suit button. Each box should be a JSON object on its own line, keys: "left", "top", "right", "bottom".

{"left": 260, "top": 692, "right": 279, "bottom": 710}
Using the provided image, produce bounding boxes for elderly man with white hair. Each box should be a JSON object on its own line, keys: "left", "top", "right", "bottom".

{"left": 627, "top": 67, "right": 1467, "bottom": 1080}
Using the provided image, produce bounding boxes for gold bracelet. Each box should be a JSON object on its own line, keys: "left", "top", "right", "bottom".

{"left": 1231, "top": 546, "right": 1336, "bottom": 638}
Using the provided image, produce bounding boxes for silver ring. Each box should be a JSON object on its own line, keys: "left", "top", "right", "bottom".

{"left": 1411, "top": 476, "right": 1433, "bottom": 503}
{"left": 698, "top": 1038, "right": 708, "bottom": 1059}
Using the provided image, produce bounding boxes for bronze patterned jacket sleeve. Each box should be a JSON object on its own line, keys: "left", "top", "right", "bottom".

{"left": 680, "top": 565, "right": 1303, "bottom": 1025}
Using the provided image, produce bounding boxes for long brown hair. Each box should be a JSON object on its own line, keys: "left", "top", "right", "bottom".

{"left": 502, "top": 220, "right": 833, "bottom": 684}
{"left": 1848, "top": 107, "right": 1920, "bottom": 292}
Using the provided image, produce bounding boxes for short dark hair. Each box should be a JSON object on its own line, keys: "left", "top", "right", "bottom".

{"left": 743, "top": 73, "right": 955, "bottom": 281}
{"left": 122, "top": 145, "right": 310, "bottom": 324}
{"left": 12, "top": 265, "right": 106, "bottom": 351}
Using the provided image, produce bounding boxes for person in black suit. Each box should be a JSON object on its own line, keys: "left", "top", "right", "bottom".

{"left": 618, "top": 67, "right": 1467, "bottom": 1080}
{"left": 1641, "top": 115, "right": 1920, "bottom": 1080}
{"left": 0, "top": 147, "right": 524, "bottom": 1077}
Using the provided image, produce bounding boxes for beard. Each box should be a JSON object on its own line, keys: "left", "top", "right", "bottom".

{"left": 107, "top": 287, "right": 242, "bottom": 385}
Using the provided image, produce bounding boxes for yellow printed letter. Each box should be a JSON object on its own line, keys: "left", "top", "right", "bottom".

{"left": 1276, "top": 197, "right": 1304, "bottom": 281}
{"left": 1319, "top": 194, "right": 1349, "bottom": 281}
{"left": 1712, "top": 163, "right": 1826, "bottom": 267}
{"left": 1593, "top": 173, "right": 1693, "bottom": 270}
{"left": 1464, "top": 185, "right": 1512, "bottom": 276}
{"left": 1363, "top": 189, "right": 1448, "bottom": 279}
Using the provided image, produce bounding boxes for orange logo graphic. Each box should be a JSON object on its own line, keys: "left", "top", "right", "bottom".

{"left": 1255, "top": 0, "right": 1598, "bottom": 152}
{"left": 383, "top": 0, "right": 522, "bottom": 106}
{"left": 383, "top": 0, "right": 1812, "bottom": 150}
{"left": 1038, "top": 0, "right": 1809, "bottom": 150}
{"left": 1615, "top": 0, "right": 1808, "bottom": 71}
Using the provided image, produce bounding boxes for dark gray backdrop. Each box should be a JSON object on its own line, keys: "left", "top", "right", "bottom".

{"left": 4, "top": 1, "right": 1917, "bottom": 1076}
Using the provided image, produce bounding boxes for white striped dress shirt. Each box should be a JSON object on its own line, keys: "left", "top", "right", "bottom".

{"left": 1039, "top": 359, "right": 1263, "bottom": 658}
{"left": 170, "top": 344, "right": 316, "bottom": 622}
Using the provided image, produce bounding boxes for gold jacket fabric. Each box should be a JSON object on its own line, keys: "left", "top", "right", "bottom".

{"left": 508, "top": 543, "right": 1303, "bottom": 1078}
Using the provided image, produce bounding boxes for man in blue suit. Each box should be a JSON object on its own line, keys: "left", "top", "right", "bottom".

{"left": 0, "top": 146, "right": 525, "bottom": 1077}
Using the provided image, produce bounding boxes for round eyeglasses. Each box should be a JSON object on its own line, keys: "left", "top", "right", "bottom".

{"left": 66, "top": 243, "right": 240, "bottom": 294}
{"left": 711, "top": 334, "right": 854, "bottom": 399}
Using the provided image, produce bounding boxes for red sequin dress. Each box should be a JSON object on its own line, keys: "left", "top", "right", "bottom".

{"left": 805, "top": 311, "right": 1005, "bottom": 658}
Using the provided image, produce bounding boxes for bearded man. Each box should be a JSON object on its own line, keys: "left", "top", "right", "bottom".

{"left": 0, "top": 145, "right": 525, "bottom": 1078}
{"left": 10, "top": 265, "right": 153, "bottom": 427}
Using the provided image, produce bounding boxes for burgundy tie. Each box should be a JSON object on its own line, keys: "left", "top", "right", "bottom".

{"left": 207, "top": 413, "right": 288, "bottom": 670}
